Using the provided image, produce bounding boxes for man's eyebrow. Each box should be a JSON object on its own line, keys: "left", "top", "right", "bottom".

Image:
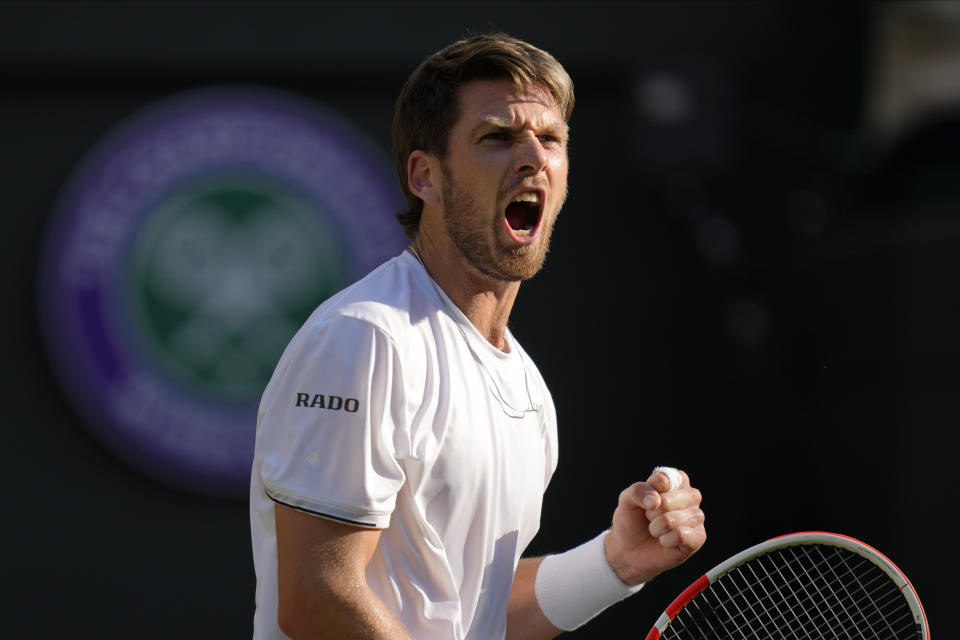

{"left": 471, "top": 116, "right": 569, "bottom": 138}
{"left": 475, "top": 116, "right": 514, "bottom": 130}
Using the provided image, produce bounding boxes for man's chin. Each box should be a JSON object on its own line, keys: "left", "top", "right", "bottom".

{"left": 481, "top": 246, "right": 550, "bottom": 282}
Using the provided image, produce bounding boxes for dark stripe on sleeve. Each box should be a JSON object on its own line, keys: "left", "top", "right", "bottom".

{"left": 265, "top": 490, "right": 380, "bottom": 529}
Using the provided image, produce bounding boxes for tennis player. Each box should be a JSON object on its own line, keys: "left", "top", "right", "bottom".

{"left": 250, "top": 33, "right": 706, "bottom": 639}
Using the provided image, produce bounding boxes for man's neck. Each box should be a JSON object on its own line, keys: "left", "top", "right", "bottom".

{"left": 410, "top": 236, "right": 520, "bottom": 353}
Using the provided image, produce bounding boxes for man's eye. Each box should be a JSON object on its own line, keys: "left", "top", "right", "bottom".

{"left": 481, "top": 132, "right": 509, "bottom": 141}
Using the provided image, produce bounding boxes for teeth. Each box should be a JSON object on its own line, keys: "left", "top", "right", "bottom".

{"left": 512, "top": 192, "right": 540, "bottom": 204}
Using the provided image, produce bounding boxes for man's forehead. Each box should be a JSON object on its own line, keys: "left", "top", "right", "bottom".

{"left": 456, "top": 79, "right": 564, "bottom": 127}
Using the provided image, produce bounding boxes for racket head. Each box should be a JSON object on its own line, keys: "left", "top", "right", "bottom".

{"left": 646, "top": 531, "right": 929, "bottom": 639}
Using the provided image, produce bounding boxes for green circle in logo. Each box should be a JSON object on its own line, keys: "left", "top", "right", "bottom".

{"left": 126, "top": 175, "right": 345, "bottom": 401}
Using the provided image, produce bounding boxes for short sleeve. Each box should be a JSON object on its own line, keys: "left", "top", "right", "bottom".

{"left": 255, "top": 316, "right": 406, "bottom": 529}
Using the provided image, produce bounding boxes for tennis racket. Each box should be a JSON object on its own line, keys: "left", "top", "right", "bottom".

{"left": 646, "top": 531, "right": 929, "bottom": 639}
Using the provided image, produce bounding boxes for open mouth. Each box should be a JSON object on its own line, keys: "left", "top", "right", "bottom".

{"left": 504, "top": 192, "right": 542, "bottom": 238}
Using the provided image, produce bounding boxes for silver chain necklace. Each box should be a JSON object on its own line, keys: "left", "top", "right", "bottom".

{"left": 407, "top": 245, "right": 542, "bottom": 419}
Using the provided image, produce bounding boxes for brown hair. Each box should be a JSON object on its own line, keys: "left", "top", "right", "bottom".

{"left": 392, "top": 33, "right": 575, "bottom": 239}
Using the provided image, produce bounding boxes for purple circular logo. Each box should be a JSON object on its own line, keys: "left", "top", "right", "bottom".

{"left": 38, "top": 86, "right": 406, "bottom": 497}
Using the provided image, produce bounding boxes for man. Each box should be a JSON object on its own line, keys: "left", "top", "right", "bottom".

{"left": 250, "top": 34, "right": 706, "bottom": 639}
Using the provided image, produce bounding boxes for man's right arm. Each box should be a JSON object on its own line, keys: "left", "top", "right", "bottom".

{"left": 274, "top": 504, "right": 414, "bottom": 640}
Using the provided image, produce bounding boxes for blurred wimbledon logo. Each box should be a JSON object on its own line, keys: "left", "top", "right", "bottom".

{"left": 39, "top": 87, "right": 406, "bottom": 497}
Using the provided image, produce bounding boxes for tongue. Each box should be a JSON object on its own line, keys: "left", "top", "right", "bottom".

{"left": 505, "top": 202, "right": 535, "bottom": 231}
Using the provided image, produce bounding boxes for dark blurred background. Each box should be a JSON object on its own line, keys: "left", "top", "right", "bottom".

{"left": 4, "top": 1, "right": 955, "bottom": 637}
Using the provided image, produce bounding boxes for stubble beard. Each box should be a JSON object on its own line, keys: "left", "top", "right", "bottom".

{"left": 441, "top": 168, "right": 559, "bottom": 282}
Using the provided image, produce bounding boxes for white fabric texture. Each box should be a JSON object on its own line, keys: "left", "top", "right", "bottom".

{"left": 250, "top": 251, "right": 559, "bottom": 640}
{"left": 534, "top": 531, "right": 645, "bottom": 631}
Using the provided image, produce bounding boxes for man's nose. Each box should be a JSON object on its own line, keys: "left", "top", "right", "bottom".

{"left": 514, "top": 135, "right": 549, "bottom": 175}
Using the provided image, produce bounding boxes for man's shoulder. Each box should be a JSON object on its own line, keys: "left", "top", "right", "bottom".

{"left": 305, "top": 252, "right": 433, "bottom": 342}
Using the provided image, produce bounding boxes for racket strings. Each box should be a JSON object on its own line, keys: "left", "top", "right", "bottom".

{"left": 725, "top": 549, "right": 910, "bottom": 639}
{"left": 800, "top": 545, "right": 911, "bottom": 637}
{"left": 660, "top": 544, "right": 920, "bottom": 639}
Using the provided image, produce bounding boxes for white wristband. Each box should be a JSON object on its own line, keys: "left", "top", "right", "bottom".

{"left": 534, "top": 531, "right": 644, "bottom": 631}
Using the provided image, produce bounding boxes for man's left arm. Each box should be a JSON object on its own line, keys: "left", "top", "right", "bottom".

{"left": 506, "top": 557, "right": 559, "bottom": 639}
{"left": 505, "top": 469, "right": 706, "bottom": 639}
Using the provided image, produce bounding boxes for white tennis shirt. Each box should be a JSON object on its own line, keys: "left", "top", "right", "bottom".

{"left": 250, "top": 251, "right": 559, "bottom": 639}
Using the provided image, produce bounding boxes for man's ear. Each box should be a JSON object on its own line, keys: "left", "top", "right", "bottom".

{"left": 407, "top": 150, "right": 442, "bottom": 206}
